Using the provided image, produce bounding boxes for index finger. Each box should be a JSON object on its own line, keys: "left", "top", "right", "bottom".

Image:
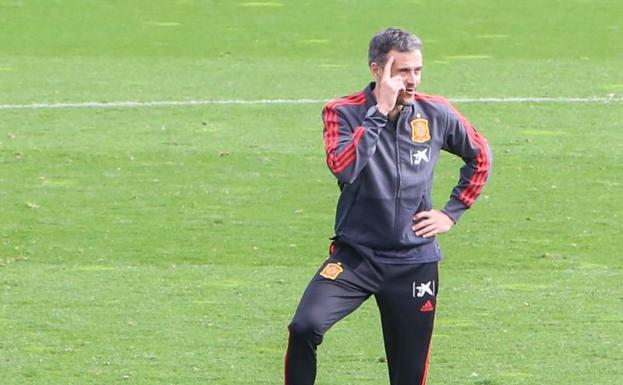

{"left": 383, "top": 56, "right": 395, "bottom": 79}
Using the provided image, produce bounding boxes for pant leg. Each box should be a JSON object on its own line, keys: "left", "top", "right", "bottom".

{"left": 375, "top": 262, "right": 439, "bottom": 385}
{"left": 284, "top": 243, "right": 380, "bottom": 385}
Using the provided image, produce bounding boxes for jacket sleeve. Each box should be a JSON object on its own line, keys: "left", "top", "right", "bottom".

{"left": 441, "top": 102, "right": 492, "bottom": 223}
{"left": 322, "top": 104, "right": 387, "bottom": 184}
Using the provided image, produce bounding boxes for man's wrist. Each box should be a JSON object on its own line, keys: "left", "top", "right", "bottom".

{"left": 366, "top": 105, "right": 389, "bottom": 120}
{"left": 375, "top": 104, "right": 391, "bottom": 117}
{"left": 440, "top": 209, "right": 457, "bottom": 224}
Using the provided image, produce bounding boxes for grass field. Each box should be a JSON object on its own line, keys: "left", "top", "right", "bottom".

{"left": 1, "top": 1, "right": 622, "bottom": 384}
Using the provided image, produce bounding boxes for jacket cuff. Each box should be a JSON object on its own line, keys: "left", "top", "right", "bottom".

{"left": 365, "top": 105, "right": 389, "bottom": 125}
{"left": 442, "top": 197, "right": 469, "bottom": 224}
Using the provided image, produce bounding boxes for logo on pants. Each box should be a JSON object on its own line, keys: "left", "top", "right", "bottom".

{"left": 420, "top": 300, "right": 435, "bottom": 312}
{"left": 413, "top": 281, "right": 436, "bottom": 298}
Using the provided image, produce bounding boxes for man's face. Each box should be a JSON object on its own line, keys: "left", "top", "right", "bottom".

{"left": 377, "top": 49, "right": 423, "bottom": 105}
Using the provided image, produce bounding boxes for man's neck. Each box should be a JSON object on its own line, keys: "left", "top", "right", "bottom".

{"left": 388, "top": 106, "right": 403, "bottom": 121}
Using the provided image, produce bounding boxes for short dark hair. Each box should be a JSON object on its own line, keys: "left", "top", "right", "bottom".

{"left": 368, "top": 27, "right": 423, "bottom": 66}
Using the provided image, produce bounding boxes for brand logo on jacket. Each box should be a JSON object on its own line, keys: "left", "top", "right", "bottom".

{"left": 410, "top": 116, "right": 430, "bottom": 143}
{"left": 410, "top": 147, "right": 430, "bottom": 165}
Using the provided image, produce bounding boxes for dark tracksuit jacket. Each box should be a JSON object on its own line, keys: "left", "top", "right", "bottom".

{"left": 284, "top": 83, "right": 492, "bottom": 385}
{"left": 322, "top": 82, "right": 492, "bottom": 263}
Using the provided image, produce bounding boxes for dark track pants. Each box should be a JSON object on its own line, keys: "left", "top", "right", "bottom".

{"left": 284, "top": 242, "right": 439, "bottom": 385}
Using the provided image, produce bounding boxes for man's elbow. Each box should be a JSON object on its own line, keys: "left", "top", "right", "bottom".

{"left": 333, "top": 170, "right": 358, "bottom": 185}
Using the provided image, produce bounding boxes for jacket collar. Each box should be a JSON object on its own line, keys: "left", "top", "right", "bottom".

{"left": 364, "top": 82, "right": 378, "bottom": 107}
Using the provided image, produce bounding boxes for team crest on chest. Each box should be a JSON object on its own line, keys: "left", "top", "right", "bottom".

{"left": 410, "top": 115, "right": 430, "bottom": 143}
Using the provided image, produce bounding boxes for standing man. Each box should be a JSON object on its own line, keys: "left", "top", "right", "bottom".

{"left": 284, "top": 27, "right": 492, "bottom": 385}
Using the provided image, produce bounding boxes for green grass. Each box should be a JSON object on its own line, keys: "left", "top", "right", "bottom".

{"left": 1, "top": 0, "right": 622, "bottom": 384}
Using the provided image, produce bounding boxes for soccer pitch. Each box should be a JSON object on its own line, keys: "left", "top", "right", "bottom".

{"left": 1, "top": 1, "right": 622, "bottom": 384}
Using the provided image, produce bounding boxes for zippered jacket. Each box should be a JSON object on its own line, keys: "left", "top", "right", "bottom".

{"left": 322, "top": 82, "right": 492, "bottom": 263}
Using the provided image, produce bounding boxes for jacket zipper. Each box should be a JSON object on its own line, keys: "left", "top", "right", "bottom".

{"left": 393, "top": 113, "right": 402, "bottom": 232}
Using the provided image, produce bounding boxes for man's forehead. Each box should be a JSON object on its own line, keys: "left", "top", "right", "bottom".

{"left": 388, "top": 49, "right": 423, "bottom": 66}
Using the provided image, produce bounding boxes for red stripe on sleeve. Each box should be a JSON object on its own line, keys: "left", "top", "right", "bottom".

{"left": 324, "top": 92, "right": 366, "bottom": 155}
{"left": 322, "top": 92, "right": 367, "bottom": 174}
{"left": 448, "top": 106, "right": 490, "bottom": 205}
{"left": 326, "top": 126, "right": 365, "bottom": 172}
{"left": 415, "top": 93, "right": 491, "bottom": 207}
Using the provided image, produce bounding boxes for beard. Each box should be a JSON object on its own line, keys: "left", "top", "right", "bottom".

{"left": 397, "top": 93, "right": 416, "bottom": 106}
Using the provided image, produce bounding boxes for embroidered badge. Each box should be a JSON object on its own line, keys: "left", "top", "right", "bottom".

{"left": 319, "top": 262, "right": 343, "bottom": 280}
{"left": 410, "top": 117, "right": 430, "bottom": 143}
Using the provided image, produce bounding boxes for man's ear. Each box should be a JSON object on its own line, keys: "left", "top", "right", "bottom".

{"left": 370, "top": 62, "right": 381, "bottom": 80}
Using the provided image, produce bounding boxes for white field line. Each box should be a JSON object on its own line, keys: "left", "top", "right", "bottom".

{"left": 0, "top": 96, "right": 621, "bottom": 110}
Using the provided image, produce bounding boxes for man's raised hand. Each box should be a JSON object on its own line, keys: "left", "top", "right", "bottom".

{"left": 376, "top": 56, "right": 405, "bottom": 115}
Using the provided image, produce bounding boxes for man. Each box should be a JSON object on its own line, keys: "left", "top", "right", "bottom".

{"left": 284, "top": 27, "right": 492, "bottom": 385}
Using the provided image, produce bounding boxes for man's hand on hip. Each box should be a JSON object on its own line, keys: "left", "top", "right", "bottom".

{"left": 412, "top": 210, "right": 454, "bottom": 238}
